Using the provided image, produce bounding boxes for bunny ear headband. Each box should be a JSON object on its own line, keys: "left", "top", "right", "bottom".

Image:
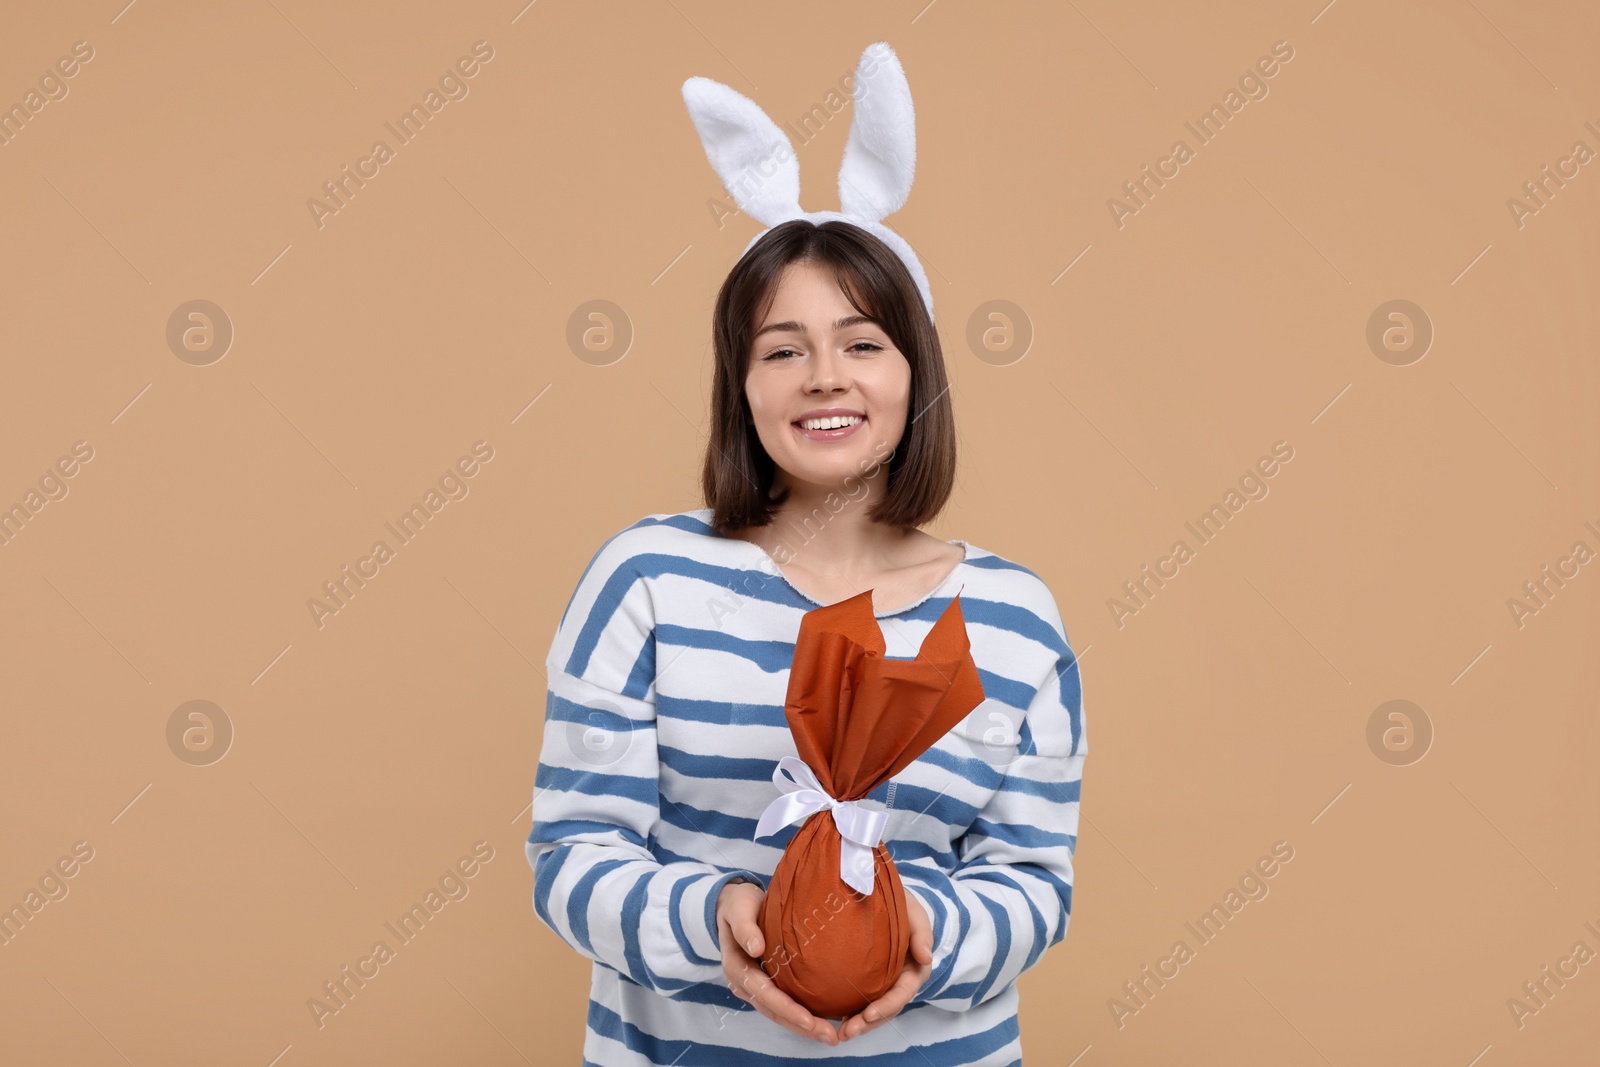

{"left": 681, "top": 41, "right": 935, "bottom": 322}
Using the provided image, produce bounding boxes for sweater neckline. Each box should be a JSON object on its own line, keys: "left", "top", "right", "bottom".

{"left": 700, "top": 509, "right": 971, "bottom": 618}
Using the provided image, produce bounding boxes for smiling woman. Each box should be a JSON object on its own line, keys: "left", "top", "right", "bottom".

{"left": 527, "top": 219, "right": 1087, "bottom": 1063}
{"left": 705, "top": 223, "right": 966, "bottom": 614}
{"left": 748, "top": 264, "right": 910, "bottom": 460}
{"left": 705, "top": 219, "right": 956, "bottom": 541}
{"left": 526, "top": 40, "right": 1088, "bottom": 1066}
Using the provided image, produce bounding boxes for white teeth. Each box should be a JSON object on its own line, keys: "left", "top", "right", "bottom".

{"left": 799, "top": 415, "right": 863, "bottom": 430}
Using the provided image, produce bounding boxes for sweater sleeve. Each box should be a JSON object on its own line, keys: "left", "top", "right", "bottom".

{"left": 525, "top": 532, "right": 764, "bottom": 994}
{"left": 899, "top": 593, "right": 1086, "bottom": 1012}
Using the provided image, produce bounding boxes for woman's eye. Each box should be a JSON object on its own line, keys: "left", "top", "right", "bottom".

{"left": 762, "top": 342, "right": 881, "bottom": 361}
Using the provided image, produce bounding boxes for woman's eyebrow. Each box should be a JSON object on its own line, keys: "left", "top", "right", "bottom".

{"left": 752, "top": 314, "right": 878, "bottom": 340}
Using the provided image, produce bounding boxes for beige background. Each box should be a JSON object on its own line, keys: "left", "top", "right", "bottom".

{"left": 1, "top": 1, "right": 1596, "bottom": 1064}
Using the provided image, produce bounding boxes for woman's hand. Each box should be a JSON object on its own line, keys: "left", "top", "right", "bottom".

{"left": 838, "top": 890, "right": 935, "bottom": 1041}
{"left": 716, "top": 881, "right": 840, "bottom": 1047}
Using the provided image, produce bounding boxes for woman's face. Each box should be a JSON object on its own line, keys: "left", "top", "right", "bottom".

{"left": 743, "top": 260, "right": 911, "bottom": 493}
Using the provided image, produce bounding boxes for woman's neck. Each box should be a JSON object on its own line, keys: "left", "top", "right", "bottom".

{"left": 745, "top": 483, "right": 916, "bottom": 574}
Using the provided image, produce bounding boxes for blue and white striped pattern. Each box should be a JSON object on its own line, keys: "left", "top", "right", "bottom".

{"left": 527, "top": 508, "right": 1086, "bottom": 1065}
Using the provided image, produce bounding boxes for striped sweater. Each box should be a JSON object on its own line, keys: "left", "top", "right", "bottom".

{"left": 526, "top": 508, "right": 1087, "bottom": 1065}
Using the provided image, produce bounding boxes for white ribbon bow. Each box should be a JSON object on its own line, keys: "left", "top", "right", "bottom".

{"left": 753, "top": 755, "right": 888, "bottom": 896}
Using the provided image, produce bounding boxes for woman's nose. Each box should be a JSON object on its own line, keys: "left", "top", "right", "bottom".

{"left": 806, "top": 347, "right": 846, "bottom": 391}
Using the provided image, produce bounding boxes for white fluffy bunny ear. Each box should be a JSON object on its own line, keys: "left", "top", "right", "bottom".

{"left": 837, "top": 42, "right": 916, "bottom": 223}
{"left": 681, "top": 75, "right": 803, "bottom": 227}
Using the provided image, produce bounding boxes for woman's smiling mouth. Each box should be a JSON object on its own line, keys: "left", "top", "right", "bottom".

{"left": 792, "top": 415, "right": 866, "bottom": 440}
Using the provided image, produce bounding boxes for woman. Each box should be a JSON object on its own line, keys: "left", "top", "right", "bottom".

{"left": 527, "top": 219, "right": 1087, "bottom": 1063}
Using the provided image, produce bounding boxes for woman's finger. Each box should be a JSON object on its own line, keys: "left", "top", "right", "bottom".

{"left": 839, "top": 957, "right": 931, "bottom": 1040}
{"left": 720, "top": 885, "right": 766, "bottom": 958}
{"left": 718, "top": 913, "right": 835, "bottom": 1047}
{"left": 907, "top": 895, "right": 935, "bottom": 965}
{"left": 741, "top": 961, "right": 825, "bottom": 1036}
{"left": 729, "top": 957, "right": 838, "bottom": 1045}
{"left": 716, "top": 882, "right": 837, "bottom": 1045}
{"left": 730, "top": 916, "right": 763, "bottom": 959}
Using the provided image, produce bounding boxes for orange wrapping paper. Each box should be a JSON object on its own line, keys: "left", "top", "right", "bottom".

{"left": 754, "top": 587, "right": 986, "bottom": 1019}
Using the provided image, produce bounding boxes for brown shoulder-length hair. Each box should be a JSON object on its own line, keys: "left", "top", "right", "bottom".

{"left": 701, "top": 219, "right": 956, "bottom": 534}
